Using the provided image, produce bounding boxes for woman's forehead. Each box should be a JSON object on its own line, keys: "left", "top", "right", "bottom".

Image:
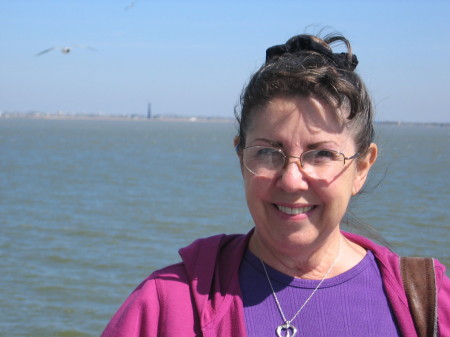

{"left": 249, "top": 96, "right": 348, "bottom": 135}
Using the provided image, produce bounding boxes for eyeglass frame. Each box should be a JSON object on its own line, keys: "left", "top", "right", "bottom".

{"left": 239, "top": 145, "right": 360, "bottom": 178}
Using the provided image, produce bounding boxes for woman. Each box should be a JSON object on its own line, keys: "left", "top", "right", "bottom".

{"left": 101, "top": 33, "right": 449, "bottom": 336}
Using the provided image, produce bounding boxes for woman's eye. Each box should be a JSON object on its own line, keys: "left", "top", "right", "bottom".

{"left": 253, "top": 147, "right": 274, "bottom": 157}
{"left": 305, "top": 150, "right": 340, "bottom": 165}
{"left": 256, "top": 148, "right": 284, "bottom": 163}
{"left": 315, "top": 150, "right": 336, "bottom": 159}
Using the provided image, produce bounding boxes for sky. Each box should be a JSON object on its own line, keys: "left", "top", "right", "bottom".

{"left": 1, "top": 0, "right": 449, "bottom": 123}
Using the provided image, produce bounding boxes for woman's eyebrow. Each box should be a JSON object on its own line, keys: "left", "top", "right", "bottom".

{"left": 305, "top": 141, "right": 340, "bottom": 150}
{"left": 250, "top": 138, "right": 340, "bottom": 150}
{"left": 250, "top": 138, "right": 283, "bottom": 147}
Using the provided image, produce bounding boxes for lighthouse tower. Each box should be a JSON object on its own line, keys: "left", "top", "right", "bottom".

{"left": 147, "top": 103, "right": 152, "bottom": 119}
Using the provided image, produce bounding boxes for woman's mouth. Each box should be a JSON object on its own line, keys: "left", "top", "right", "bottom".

{"left": 276, "top": 205, "right": 315, "bottom": 215}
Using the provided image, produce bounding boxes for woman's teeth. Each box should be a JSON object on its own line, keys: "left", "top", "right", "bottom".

{"left": 277, "top": 205, "right": 313, "bottom": 215}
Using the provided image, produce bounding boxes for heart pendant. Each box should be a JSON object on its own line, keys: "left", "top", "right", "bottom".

{"left": 276, "top": 323, "right": 298, "bottom": 337}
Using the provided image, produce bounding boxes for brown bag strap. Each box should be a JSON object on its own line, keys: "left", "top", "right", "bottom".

{"left": 400, "top": 257, "right": 437, "bottom": 337}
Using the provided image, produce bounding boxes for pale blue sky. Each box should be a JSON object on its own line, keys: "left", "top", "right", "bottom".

{"left": 1, "top": 0, "right": 449, "bottom": 123}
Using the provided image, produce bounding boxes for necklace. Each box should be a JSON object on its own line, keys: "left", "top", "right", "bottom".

{"left": 259, "top": 236, "right": 342, "bottom": 337}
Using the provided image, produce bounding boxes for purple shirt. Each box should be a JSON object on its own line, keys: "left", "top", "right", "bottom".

{"left": 240, "top": 250, "right": 400, "bottom": 337}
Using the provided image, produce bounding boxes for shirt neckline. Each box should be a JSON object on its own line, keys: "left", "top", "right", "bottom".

{"left": 243, "top": 249, "right": 376, "bottom": 289}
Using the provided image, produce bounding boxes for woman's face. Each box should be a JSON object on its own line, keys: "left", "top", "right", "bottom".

{"left": 238, "top": 95, "right": 376, "bottom": 253}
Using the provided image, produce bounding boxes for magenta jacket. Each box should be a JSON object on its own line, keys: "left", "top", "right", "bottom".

{"left": 100, "top": 231, "right": 450, "bottom": 336}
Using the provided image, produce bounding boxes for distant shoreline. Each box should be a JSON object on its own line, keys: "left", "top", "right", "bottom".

{"left": 0, "top": 113, "right": 234, "bottom": 123}
{"left": 0, "top": 112, "right": 448, "bottom": 127}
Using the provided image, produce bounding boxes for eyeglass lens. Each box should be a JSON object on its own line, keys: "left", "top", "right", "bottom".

{"left": 243, "top": 146, "right": 347, "bottom": 179}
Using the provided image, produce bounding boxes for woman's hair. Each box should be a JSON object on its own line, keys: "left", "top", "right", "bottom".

{"left": 235, "top": 33, "right": 375, "bottom": 156}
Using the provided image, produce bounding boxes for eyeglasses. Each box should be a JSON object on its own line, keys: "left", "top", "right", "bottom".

{"left": 242, "top": 146, "right": 359, "bottom": 179}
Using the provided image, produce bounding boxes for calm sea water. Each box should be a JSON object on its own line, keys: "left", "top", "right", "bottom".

{"left": 0, "top": 118, "right": 449, "bottom": 337}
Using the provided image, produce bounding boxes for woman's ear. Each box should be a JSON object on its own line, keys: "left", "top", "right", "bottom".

{"left": 234, "top": 137, "right": 242, "bottom": 159}
{"left": 352, "top": 143, "right": 377, "bottom": 195}
{"left": 233, "top": 136, "right": 240, "bottom": 151}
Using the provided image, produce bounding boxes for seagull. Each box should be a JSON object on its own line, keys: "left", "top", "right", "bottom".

{"left": 124, "top": 0, "right": 138, "bottom": 10}
{"left": 35, "top": 45, "right": 96, "bottom": 56}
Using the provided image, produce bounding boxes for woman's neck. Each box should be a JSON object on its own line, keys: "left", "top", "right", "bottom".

{"left": 249, "top": 230, "right": 366, "bottom": 279}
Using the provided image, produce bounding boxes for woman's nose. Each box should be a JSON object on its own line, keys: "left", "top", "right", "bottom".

{"left": 277, "top": 159, "right": 309, "bottom": 192}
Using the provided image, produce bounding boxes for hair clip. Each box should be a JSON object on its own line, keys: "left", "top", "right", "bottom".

{"left": 265, "top": 35, "right": 358, "bottom": 71}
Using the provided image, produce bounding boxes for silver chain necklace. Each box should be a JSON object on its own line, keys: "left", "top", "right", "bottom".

{"left": 259, "top": 236, "right": 341, "bottom": 337}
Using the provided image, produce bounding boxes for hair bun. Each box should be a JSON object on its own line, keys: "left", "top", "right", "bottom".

{"left": 265, "top": 35, "right": 358, "bottom": 71}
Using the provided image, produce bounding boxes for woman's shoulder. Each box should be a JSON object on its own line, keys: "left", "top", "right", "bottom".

{"left": 120, "top": 262, "right": 189, "bottom": 304}
{"left": 144, "top": 232, "right": 250, "bottom": 289}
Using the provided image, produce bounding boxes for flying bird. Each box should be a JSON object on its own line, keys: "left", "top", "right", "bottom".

{"left": 35, "top": 45, "right": 96, "bottom": 56}
{"left": 124, "top": 0, "right": 138, "bottom": 10}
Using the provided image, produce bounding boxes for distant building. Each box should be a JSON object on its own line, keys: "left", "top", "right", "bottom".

{"left": 147, "top": 103, "right": 152, "bottom": 119}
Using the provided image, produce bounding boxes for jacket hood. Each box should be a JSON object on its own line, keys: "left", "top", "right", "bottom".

{"left": 178, "top": 232, "right": 252, "bottom": 331}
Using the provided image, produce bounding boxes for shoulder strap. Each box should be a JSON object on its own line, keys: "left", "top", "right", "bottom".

{"left": 400, "top": 257, "right": 437, "bottom": 337}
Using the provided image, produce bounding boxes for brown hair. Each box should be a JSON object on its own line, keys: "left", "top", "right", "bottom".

{"left": 235, "top": 33, "right": 374, "bottom": 156}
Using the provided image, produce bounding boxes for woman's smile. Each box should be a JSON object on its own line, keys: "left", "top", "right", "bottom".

{"left": 276, "top": 204, "right": 315, "bottom": 216}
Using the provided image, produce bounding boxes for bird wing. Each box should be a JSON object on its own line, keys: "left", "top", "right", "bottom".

{"left": 72, "top": 45, "right": 97, "bottom": 51}
{"left": 35, "top": 47, "right": 56, "bottom": 56}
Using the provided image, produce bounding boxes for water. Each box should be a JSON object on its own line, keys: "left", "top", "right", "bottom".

{"left": 0, "top": 118, "right": 449, "bottom": 336}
